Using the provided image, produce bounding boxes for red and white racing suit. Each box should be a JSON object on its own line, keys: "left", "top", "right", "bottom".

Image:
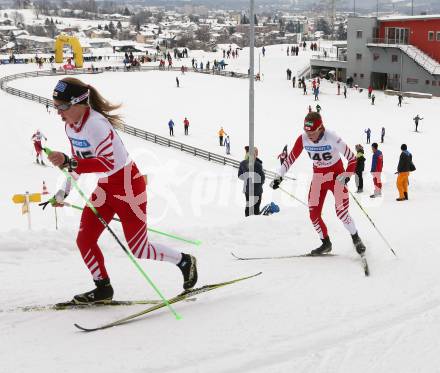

{"left": 279, "top": 130, "right": 358, "bottom": 239}
{"left": 31, "top": 131, "right": 46, "bottom": 159}
{"left": 64, "top": 108, "right": 182, "bottom": 281}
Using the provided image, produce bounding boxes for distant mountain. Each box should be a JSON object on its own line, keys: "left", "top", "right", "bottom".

{"left": 130, "top": 0, "right": 440, "bottom": 13}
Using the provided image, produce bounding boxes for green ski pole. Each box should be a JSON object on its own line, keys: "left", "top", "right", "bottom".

{"left": 44, "top": 147, "right": 182, "bottom": 320}
{"left": 64, "top": 202, "right": 201, "bottom": 246}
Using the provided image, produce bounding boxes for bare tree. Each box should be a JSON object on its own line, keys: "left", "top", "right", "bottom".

{"left": 11, "top": 11, "right": 25, "bottom": 27}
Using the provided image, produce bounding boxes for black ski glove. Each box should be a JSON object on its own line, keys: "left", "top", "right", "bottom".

{"left": 270, "top": 176, "right": 283, "bottom": 190}
{"left": 60, "top": 153, "right": 78, "bottom": 172}
{"left": 336, "top": 174, "right": 350, "bottom": 185}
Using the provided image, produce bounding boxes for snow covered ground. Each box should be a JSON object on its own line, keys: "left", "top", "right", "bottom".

{"left": 1, "top": 44, "right": 440, "bottom": 373}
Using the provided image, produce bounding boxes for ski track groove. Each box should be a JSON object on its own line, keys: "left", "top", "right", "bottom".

{"left": 147, "top": 287, "right": 440, "bottom": 373}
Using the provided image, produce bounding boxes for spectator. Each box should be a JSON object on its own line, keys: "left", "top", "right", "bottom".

{"left": 224, "top": 135, "right": 231, "bottom": 155}
{"left": 365, "top": 128, "right": 371, "bottom": 144}
{"left": 396, "top": 144, "right": 415, "bottom": 201}
{"left": 168, "top": 119, "right": 175, "bottom": 136}
{"left": 238, "top": 146, "right": 265, "bottom": 217}
{"left": 218, "top": 127, "right": 225, "bottom": 146}
{"left": 413, "top": 115, "right": 423, "bottom": 132}
{"left": 370, "top": 143, "right": 383, "bottom": 198}
{"left": 183, "top": 117, "right": 189, "bottom": 135}
{"left": 354, "top": 144, "right": 365, "bottom": 193}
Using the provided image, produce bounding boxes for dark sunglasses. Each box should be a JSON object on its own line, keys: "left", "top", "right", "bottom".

{"left": 54, "top": 91, "right": 89, "bottom": 112}
{"left": 54, "top": 102, "right": 72, "bottom": 111}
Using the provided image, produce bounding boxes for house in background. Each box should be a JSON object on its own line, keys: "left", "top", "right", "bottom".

{"left": 348, "top": 15, "right": 440, "bottom": 96}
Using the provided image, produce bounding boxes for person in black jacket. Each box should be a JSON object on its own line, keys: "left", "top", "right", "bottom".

{"left": 396, "top": 143, "right": 414, "bottom": 201}
{"left": 354, "top": 144, "right": 366, "bottom": 193}
{"left": 238, "top": 146, "right": 265, "bottom": 216}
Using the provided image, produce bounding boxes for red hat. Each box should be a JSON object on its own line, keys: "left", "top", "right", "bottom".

{"left": 304, "top": 115, "right": 323, "bottom": 132}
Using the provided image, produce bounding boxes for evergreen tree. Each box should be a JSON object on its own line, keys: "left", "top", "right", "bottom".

{"left": 108, "top": 21, "right": 117, "bottom": 38}
{"left": 336, "top": 23, "right": 347, "bottom": 40}
{"left": 316, "top": 18, "right": 331, "bottom": 36}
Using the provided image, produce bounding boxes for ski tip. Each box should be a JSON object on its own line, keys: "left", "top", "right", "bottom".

{"left": 230, "top": 252, "right": 245, "bottom": 260}
{"left": 74, "top": 323, "right": 95, "bottom": 332}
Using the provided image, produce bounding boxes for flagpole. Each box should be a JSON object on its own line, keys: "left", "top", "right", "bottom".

{"left": 248, "top": 0, "right": 255, "bottom": 215}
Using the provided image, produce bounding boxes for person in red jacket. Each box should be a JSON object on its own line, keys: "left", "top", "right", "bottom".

{"left": 370, "top": 142, "right": 383, "bottom": 198}
{"left": 183, "top": 117, "right": 189, "bottom": 135}
{"left": 43, "top": 77, "right": 198, "bottom": 304}
{"left": 270, "top": 112, "right": 366, "bottom": 256}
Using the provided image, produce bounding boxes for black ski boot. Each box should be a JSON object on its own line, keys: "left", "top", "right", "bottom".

{"left": 404, "top": 192, "right": 408, "bottom": 200}
{"left": 73, "top": 278, "right": 114, "bottom": 304}
{"left": 177, "top": 253, "right": 198, "bottom": 290}
{"left": 311, "top": 236, "right": 332, "bottom": 255}
{"left": 352, "top": 232, "right": 366, "bottom": 255}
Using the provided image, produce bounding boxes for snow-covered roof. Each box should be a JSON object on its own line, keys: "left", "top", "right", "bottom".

{"left": 110, "top": 40, "right": 136, "bottom": 47}
{"left": 12, "top": 30, "right": 29, "bottom": 36}
{"left": 378, "top": 14, "right": 440, "bottom": 22}
{"left": 0, "top": 25, "right": 18, "bottom": 31}
{"left": 16, "top": 35, "right": 53, "bottom": 43}
{"left": 0, "top": 41, "right": 15, "bottom": 50}
{"left": 139, "top": 31, "right": 155, "bottom": 37}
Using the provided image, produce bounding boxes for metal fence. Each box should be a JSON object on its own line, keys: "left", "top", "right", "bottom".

{"left": 0, "top": 67, "right": 288, "bottom": 180}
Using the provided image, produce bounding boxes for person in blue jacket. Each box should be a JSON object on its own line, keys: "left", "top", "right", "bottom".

{"left": 364, "top": 128, "right": 371, "bottom": 144}
{"left": 370, "top": 142, "right": 383, "bottom": 198}
{"left": 168, "top": 119, "right": 174, "bottom": 136}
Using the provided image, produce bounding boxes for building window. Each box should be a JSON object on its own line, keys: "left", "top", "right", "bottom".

{"left": 392, "top": 54, "right": 398, "bottom": 62}
{"left": 407, "top": 77, "right": 418, "bottom": 84}
{"left": 428, "top": 31, "right": 434, "bottom": 41}
{"left": 356, "top": 53, "right": 362, "bottom": 60}
{"left": 426, "top": 80, "right": 430, "bottom": 85}
{"left": 437, "top": 32, "right": 440, "bottom": 41}
{"left": 356, "top": 30, "right": 363, "bottom": 38}
{"left": 373, "top": 53, "right": 380, "bottom": 61}
{"left": 433, "top": 81, "right": 437, "bottom": 86}
{"left": 354, "top": 73, "right": 357, "bottom": 77}
{"left": 360, "top": 74, "right": 364, "bottom": 78}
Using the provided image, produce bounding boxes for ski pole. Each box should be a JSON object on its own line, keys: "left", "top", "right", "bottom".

{"left": 43, "top": 147, "right": 182, "bottom": 320}
{"left": 278, "top": 186, "right": 308, "bottom": 207}
{"left": 349, "top": 190, "right": 397, "bottom": 257}
{"left": 63, "top": 202, "right": 201, "bottom": 246}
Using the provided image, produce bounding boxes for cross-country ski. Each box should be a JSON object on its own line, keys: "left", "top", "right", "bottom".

{"left": 74, "top": 272, "right": 262, "bottom": 332}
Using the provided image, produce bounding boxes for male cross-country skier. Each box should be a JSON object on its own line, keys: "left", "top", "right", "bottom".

{"left": 270, "top": 111, "right": 366, "bottom": 256}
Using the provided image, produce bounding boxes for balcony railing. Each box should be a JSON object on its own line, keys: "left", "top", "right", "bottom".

{"left": 311, "top": 54, "right": 347, "bottom": 62}
{"left": 367, "top": 38, "right": 408, "bottom": 45}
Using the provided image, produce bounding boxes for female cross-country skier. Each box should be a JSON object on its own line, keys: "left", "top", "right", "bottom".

{"left": 270, "top": 111, "right": 366, "bottom": 256}
{"left": 31, "top": 129, "right": 47, "bottom": 165}
{"left": 42, "top": 77, "right": 198, "bottom": 304}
